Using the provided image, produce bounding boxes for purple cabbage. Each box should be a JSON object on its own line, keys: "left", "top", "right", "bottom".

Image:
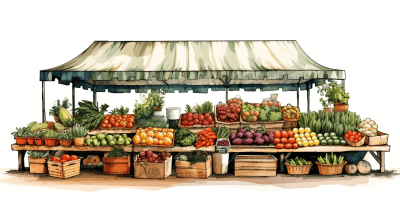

{"left": 229, "top": 132, "right": 237, "bottom": 140}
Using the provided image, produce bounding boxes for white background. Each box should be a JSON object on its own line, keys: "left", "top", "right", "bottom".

{"left": 1, "top": 0, "right": 399, "bottom": 223}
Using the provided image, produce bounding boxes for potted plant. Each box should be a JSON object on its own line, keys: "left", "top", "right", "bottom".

{"left": 49, "top": 97, "right": 72, "bottom": 123}
{"left": 58, "top": 129, "right": 75, "bottom": 147}
{"left": 33, "top": 130, "right": 45, "bottom": 146}
{"left": 28, "top": 151, "right": 49, "bottom": 174}
{"left": 133, "top": 90, "right": 165, "bottom": 120}
{"left": 11, "top": 127, "right": 29, "bottom": 145}
{"left": 43, "top": 129, "right": 60, "bottom": 146}
{"left": 26, "top": 130, "right": 35, "bottom": 145}
{"left": 71, "top": 123, "right": 88, "bottom": 146}
{"left": 317, "top": 80, "right": 349, "bottom": 113}
{"left": 102, "top": 146, "right": 131, "bottom": 174}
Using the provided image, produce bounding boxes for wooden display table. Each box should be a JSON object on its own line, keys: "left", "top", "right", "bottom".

{"left": 229, "top": 145, "right": 390, "bottom": 173}
{"left": 11, "top": 144, "right": 133, "bottom": 171}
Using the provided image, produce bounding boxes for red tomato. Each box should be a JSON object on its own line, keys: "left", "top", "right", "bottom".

{"left": 347, "top": 130, "right": 352, "bottom": 135}
{"left": 127, "top": 115, "right": 133, "bottom": 118}
{"left": 51, "top": 156, "right": 60, "bottom": 162}
{"left": 188, "top": 121, "right": 194, "bottom": 125}
{"left": 357, "top": 136, "right": 362, "bottom": 141}
{"left": 288, "top": 131, "right": 294, "bottom": 138}
{"left": 280, "top": 138, "right": 288, "bottom": 144}
{"left": 120, "top": 122, "right": 127, "bottom": 127}
{"left": 210, "top": 121, "right": 214, "bottom": 124}
{"left": 116, "top": 114, "right": 121, "bottom": 117}
{"left": 102, "top": 120, "right": 108, "bottom": 124}
{"left": 206, "top": 116, "right": 212, "bottom": 122}
{"left": 292, "top": 143, "right": 299, "bottom": 149}
{"left": 122, "top": 115, "right": 128, "bottom": 119}
{"left": 204, "top": 113, "right": 210, "bottom": 118}
{"left": 106, "top": 124, "right": 112, "bottom": 128}
{"left": 182, "top": 121, "right": 188, "bottom": 125}
{"left": 352, "top": 131, "right": 357, "bottom": 136}
{"left": 110, "top": 118, "right": 115, "bottom": 121}
{"left": 127, "top": 118, "right": 134, "bottom": 123}
{"left": 193, "top": 119, "right": 199, "bottom": 124}
{"left": 182, "top": 116, "right": 187, "bottom": 121}
{"left": 122, "top": 118, "right": 127, "bottom": 121}
{"left": 345, "top": 133, "right": 349, "bottom": 139}
{"left": 61, "top": 154, "right": 70, "bottom": 161}
{"left": 186, "top": 112, "right": 193, "bottom": 117}
{"left": 115, "top": 122, "right": 120, "bottom": 127}
{"left": 101, "top": 124, "right": 107, "bottom": 128}
{"left": 285, "top": 143, "right": 292, "bottom": 149}
{"left": 275, "top": 143, "right": 284, "bottom": 149}
{"left": 349, "top": 136, "right": 354, "bottom": 142}
{"left": 193, "top": 113, "right": 199, "bottom": 119}
{"left": 281, "top": 131, "right": 288, "bottom": 138}
{"left": 187, "top": 117, "right": 193, "bottom": 122}
{"left": 198, "top": 115, "right": 204, "bottom": 121}
{"left": 70, "top": 155, "right": 78, "bottom": 160}
{"left": 273, "top": 138, "right": 281, "bottom": 145}
{"left": 105, "top": 116, "right": 110, "bottom": 120}
{"left": 357, "top": 133, "right": 362, "bottom": 138}
{"left": 354, "top": 140, "right": 359, "bottom": 143}
{"left": 127, "top": 123, "right": 133, "bottom": 128}
{"left": 109, "top": 121, "right": 115, "bottom": 126}
{"left": 288, "top": 138, "right": 296, "bottom": 144}
{"left": 274, "top": 131, "right": 281, "bottom": 138}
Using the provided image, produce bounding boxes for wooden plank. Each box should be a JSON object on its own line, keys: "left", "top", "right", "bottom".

{"left": 380, "top": 152, "right": 385, "bottom": 173}
{"left": 235, "top": 162, "right": 277, "bottom": 169}
{"left": 234, "top": 169, "right": 276, "bottom": 177}
{"left": 18, "top": 151, "right": 26, "bottom": 171}
{"left": 280, "top": 153, "right": 284, "bottom": 173}
{"left": 133, "top": 145, "right": 215, "bottom": 152}
{"left": 236, "top": 155, "right": 276, "bottom": 160}
{"left": 175, "top": 161, "right": 206, "bottom": 169}
{"left": 11, "top": 144, "right": 133, "bottom": 152}
{"left": 228, "top": 145, "right": 390, "bottom": 153}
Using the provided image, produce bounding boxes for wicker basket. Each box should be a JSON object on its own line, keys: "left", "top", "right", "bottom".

{"left": 315, "top": 161, "right": 347, "bottom": 175}
{"left": 285, "top": 161, "right": 312, "bottom": 175}
{"left": 345, "top": 135, "right": 366, "bottom": 147}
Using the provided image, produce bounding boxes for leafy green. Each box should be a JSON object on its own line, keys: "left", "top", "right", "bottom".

{"left": 58, "top": 129, "right": 75, "bottom": 140}
{"left": 49, "top": 97, "right": 71, "bottom": 117}
{"left": 108, "top": 146, "right": 126, "bottom": 157}
{"left": 43, "top": 129, "right": 59, "bottom": 138}
{"left": 212, "top": 126, "right": 230, "bottom": 139}
{"left": 269, "top": 111, "right": 282, "bottom": 121}
{"left": 133, "top": 90, "right": 165, "bottom": 119}
{"left": 28, "top": 151, "right": 49, "bottom": 158}
{"left": 11, "top": 127, "right": 30, "bottom": 137}
{"left": 188, "top": 154, "right": 206, "bottom": 164}
{"left": 317, "top": 80, "right": 350, "bottom": 107}
{"left": 175, "top": 128, "right": 198, "bottom": 147}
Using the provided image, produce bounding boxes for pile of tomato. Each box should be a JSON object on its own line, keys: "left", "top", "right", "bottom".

{"left": 51, "top": 154, "right": 78, "bottom": 163}
{"left": 100, "top": 114, "right": 134, "bottom": 128}
{"left": 344, "top": 130, "right": 363, "bottom": 143}
{"left": 273, "top": 130, "right": 299, "bottom": 149}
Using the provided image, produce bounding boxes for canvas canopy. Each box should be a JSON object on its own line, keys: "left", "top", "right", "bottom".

{"left": 40, "top": 41, "right": 345, "bottom": 93}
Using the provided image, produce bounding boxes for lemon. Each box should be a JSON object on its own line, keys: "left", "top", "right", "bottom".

{"left": 300, "top": 134, "right": 305, "bottom": 138}
{"left": 299, "top": 128, "right": 305, "bottom": 134}
{"left": 312, "top": 136, "right": 318, "bottom": 141}
{"left": 305, "top": 133, "right": 311, "bottom": 138}
{"left": 305, "top": 127, "right": 311, "bottom": 133}
{"left": 301, "top": 138, "right": 307, "bottom": 142}
{"left": 314, "top": 139, "right": 320, "bottom": 146}
{"left": 311, "top": 132, "right": 316, "bottom": 137}
{"left": 293, "top": 128, "right": 299, "bottom": 134}
{"left": 302, "top": 140, "right": 309, "bottom": 147}
{"left": 308, "top": 140, "right": 314, "bottom": 146}
{"left": 298, "top": 141, "right": 303, "bottom": 147}
{"left": 294, "top": 134, "right": 300, "bottom": 139}
{"left": 296, "top": 138, "right": 301, "bottom": 143}
{"left": 306, "top": 137, "right": 312, "bottom": 141}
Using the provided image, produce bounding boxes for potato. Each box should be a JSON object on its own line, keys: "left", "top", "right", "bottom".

{"left": 372, "top": 124, "right": 378, "bottom": 129}
{"left": 369, "top": 121, "right": 375, "bottom": 125}
{"left": 365, "top": 118, "right": 371, "bottom": 122}
{"left": 363, "top": 124, "right": 372, "bottom": 129}
{"left": 372, "top": 129, "right": 377, "bottom": 134}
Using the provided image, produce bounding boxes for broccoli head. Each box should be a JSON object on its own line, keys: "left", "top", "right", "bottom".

{"left": 269, "top": 111, "right": 283, "bottom": 121}
{"left": 259, "top": 109, "right": 269, "bottom": 121}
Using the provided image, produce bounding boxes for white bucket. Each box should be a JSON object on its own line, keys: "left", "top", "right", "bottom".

{"left": 213, "top": 153, "right": 229, "bottom": 174}
{"left": 166, "top": 107, "right": 181, "bottom": 120}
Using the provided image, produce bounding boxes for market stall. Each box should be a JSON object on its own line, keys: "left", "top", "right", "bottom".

{"left": 10, "top": 40, "right": 390, "bottom": 179}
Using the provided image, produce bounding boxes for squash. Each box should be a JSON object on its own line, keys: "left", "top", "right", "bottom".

{"left": 59, "top": 107, "right": 72, "bottom": 124}
{"left": 27, "top": 121, "right": 37, "bottom": 130}
{"left": 31, "top": 123, "right": 48, "bottom": 132}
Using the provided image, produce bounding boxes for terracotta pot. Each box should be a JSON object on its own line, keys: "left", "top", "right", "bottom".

{"left": 44, "top": 138, "right": 60, "bottom": 146}
{"left": 15, "top": 137, "right": 28, "bottom": 145}
{"left": 54, "top": 116, "right": 61, "bottom": 123}
{"left": 27, "top": 137, "right": 35, "bottom": 145}
{"left": 74, "top": 137, "right": 85, "bottom": 146}
{"left": 60, "top": 139, "right": 74, "bottom": 147}
{"left": 323, "top": 108, "right": 334, "bottom": 113}
{"left": 334, "top": 103, "right": 348, "bottom": 113}
{"left": 34, "top": 138, "right": 45, "bottom": 146}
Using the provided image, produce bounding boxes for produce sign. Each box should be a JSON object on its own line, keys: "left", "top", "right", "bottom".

{"left": 230, "top": 125, "right": 273, "bottom": 146}
{"left": 216, "top": 103, "right": 240, "bottom": 123}
{"left": 195, "top": 128, "right": 216, "bottom": 148}
{"left": 99, "top": 114, "right": 134, "bottom": 129}
{"left": 137, "top": 151, "right": 171, "bottom": 163}
{"left": 133, "top": 127, "right": 175, "bottom": 147}
{"left": 51, "top": 154, "right": 78, "bottom": 163}
{"left": 85, "top": 133, "right": 132, "bottom": 146}
{"left": 273, "top": 130, "right": 299, "bottom": 149}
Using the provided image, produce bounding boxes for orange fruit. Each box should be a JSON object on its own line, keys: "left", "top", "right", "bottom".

{"left": 163, "top": 137, "right": 172, "bottom": 145}
{"left": 145, "top": 137, "right": 154, "bottom": 145}
{"left": 155, "top": 132, "right": 164, "bottom": 140}
{"left": 162, "top": 128, "right": 168, "bottom": 132}
{"left": 158, "top": 140, "right": 164, "bottom": 145}
{"left": 140, "top": 139, "right": 146, "bottom": 144}
{"left": 167, "top": 129, "right": 174, "bottom": 132}
{"left": 146, "top": 131, "right": 155, "bottom": 138}
{"left": 166, "top": 132, "right": 174, "bottom": 139}
{"left": 133, "top": 135, "right": 141, "bottom": 144}
{"left": 153, "top": 138, "right": 159, "bottom": 145}
{"left": 153, "top": 128, "right": 159, "bottom": 132}
{"left": 162, "top": 132, "right": 167, "bottom": 136}
{"left": 139, "top": 132, "right": 147, "bottom": 139}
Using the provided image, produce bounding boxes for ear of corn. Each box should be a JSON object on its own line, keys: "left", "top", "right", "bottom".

{"left": 54, "top": 123, "right": 65, "bottom": 131}
{"left": 31, "top": 123, "right": 48, "bottom": 132}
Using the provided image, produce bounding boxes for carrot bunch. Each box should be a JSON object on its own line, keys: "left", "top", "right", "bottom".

{"left": 195, "top": 128, "right": 217, "bottom": 148}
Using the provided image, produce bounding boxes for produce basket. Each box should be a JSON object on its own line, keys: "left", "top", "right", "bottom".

{"left": 133, "top": 155, "right": 172, "bottom": 179}
{"left": 315, "top": 161, "right": 347, "bottom": 175}
{"left": 175, "top": 150, "right": 212, "bottom": 179}
{"left": 215, "top": 138, "right": 231, "bottom": 153}
{"left": 240, "top": 116, "right": 284, "bottom": 131}
{"left": 365, "top": 131, "right": 388, "bottom": 146}
{"left": 345, "top": 135, "right": 366, "bottom": 147}
{"left": 14, "top": 137, "right": 28, "bottom": 145}
{"left": 178, "top": 112, "right": 216, "bottom": 128}
{"left": 98, "top": 114, "right": 135, "bottom": 130}
{"left": 215, "top": 105, "right": 240, "bottom": 130}
{"left": 29, "top": 157, "right": 48, "bottom": 174}
{"left": 133, "top": 128, "right": 175, "bottom": 147}
{"left": 285, "top": 161, "right": 312, "bottom": 175}
{"left": 44, "top": 138, "right": 60, "bottom": 146}
{"left": 282, "top": 120, "right": 298, "bottom": 131}
{"left": 102, "top": 155, "right": 131, "bottom": 175}
{"left": 48, "top": 157, "right": 82, "bottom": 179}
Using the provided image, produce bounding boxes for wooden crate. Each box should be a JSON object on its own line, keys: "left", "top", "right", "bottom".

{"left": 178, "top": 113, "right": 216, "bottom": 129}
{"left": 98, "top": 114, "right": 135, "bottom": 130}
{"left": 282, "top": 120, "right": 298, "bottom": 131}
{"left": 133, "top": 155, "right": 172, "bottom": 179}
{"left": 133, "top": 128, "right": 175, "bottom": 147}
{"left": 47, "top": 157, "right": 82, "bottom": 179}
{"left": 102, "top": 156, "right": 131, "bottom": 174}
{"left": 176, "top": 154, "right": 212, "bottom": 179}
{"left": 28, "top": 157, "right": 48, "bottom": 174}
{"left": 365, "top": 131, "right": 388, "bottom": 146}
{"left": 215, "top": 105, "right": 241, "bottom": 131}
{"left": 234, "top": 155, "right": 277, "bottom": 177}
{"left": 240, "top": 116, "right": 284, "bottom": 131}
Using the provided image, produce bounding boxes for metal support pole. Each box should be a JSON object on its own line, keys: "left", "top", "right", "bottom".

{"left": 72, "top": 82, "right": 75, "bottom": 116}
{"left": 93, "top": 86, "right": 97, "bottom": 106}
{"left": 42, "top": 81, "right": 45, "bottom": 123}
{"left": 296, "top": 84, "right": 299, "bottom": 107}
{"left": 225, "top": 88, "right": 228, "bottom": 103}
{"left": 307, "top": 84, "right": 310, "bottom": 112}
